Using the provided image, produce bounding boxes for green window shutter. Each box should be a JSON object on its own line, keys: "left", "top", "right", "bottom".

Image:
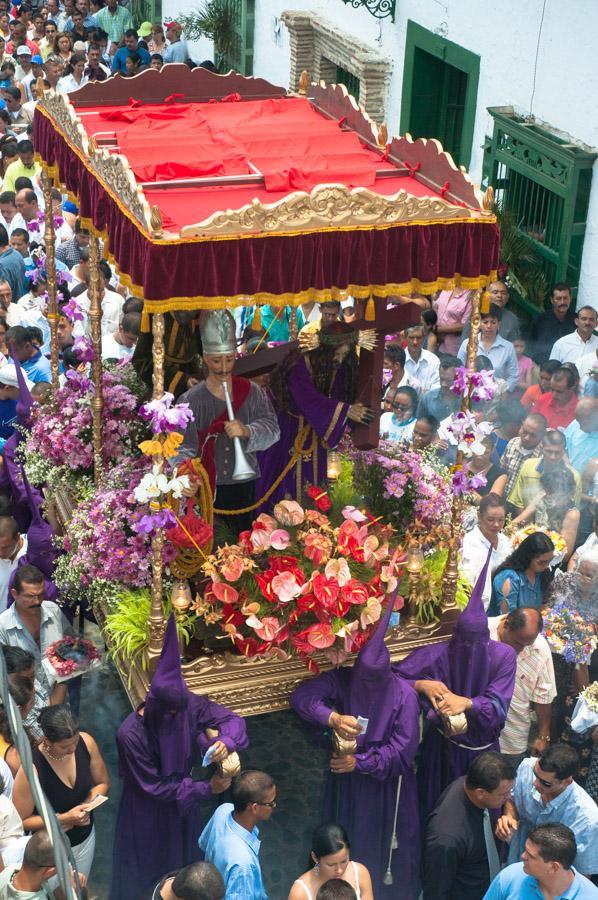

{"left": 487, "top": 107, "right": 597, "bottom": 293}
{"left": 400, "top": 20, "right": 479, "bottom": 169}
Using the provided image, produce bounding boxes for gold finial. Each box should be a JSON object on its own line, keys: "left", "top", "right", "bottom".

{"left": 150, "top": 204, "right": 163, "bottom": 238}
{"left": 298, "top": 69, "right": 309, "bottom": 95}
{"left": 377, "top": 122, "right": 388, "bottom": 148}
{"left": 88, "top": 135, "right": 97, "bottom": 155}
{"left": 483, "top": 185, "right": 495, "bottom": 211}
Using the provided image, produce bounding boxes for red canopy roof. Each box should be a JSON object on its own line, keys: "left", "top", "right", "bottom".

{"left": 33, "top": 66, "right": 499, "bottom": 310}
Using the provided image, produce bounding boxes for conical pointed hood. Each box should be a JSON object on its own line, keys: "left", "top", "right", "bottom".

{"left": 10, "top": 349, "right": 33, "bottom": 428}
{"left": 19, "top": 465, "right": 58, "bottom": 578}
{"left": 352, "top": 590, "right": 395, "bottom": 681}
{"left": 144, "top": 613, "right": 191, "bottom": 776}
{"left": 453, "top": 547, "right": 492, "bottom": 640}
{"left": 348, "top": 592, "right": 398, "bottom": 743}
{"left": 147, "top": 613, "right": 187, "bottom": 706}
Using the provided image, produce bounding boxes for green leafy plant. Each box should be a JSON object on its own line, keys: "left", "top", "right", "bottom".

{"left": 495, "top": 202, "right": 549, "bottom": 310}
{"left": 179, "top": 0, "right": 239, "bottom": 64}
{"left": 104, "top": 588, "right": 195, "bottom": 683}
{"left": 399, "top": 550, "right": 471, "bottom": 625}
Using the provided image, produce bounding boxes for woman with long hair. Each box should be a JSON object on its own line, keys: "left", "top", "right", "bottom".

{"left": 289, "top": 824, "right": 373, "bottom": 900}
{"left": 13, "top": 704, "right": 110, "bottom": 879}
{"left": 255, "top": 322, "right": 372, "bottom": 509}
{"left": 489, "top": 531, "right": 555, "bottom": 614}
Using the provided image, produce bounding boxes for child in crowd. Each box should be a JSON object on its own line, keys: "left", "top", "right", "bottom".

{"left": 514, "top": 337, "right": 535, "bottom": 391}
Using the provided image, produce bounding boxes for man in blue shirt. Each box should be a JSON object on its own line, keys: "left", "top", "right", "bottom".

{"left": 199, "top": 770, "right": 275, "bottom": 899}
{"left": 163, "top": 21, "right": 189, "bottom": 63}
{"left": 484, "top": 824, "right": 598, "bottom": 899}
{"left": 564, "top": 398, "right": 598, "bottom": 474}
{"left": 458, "top": 305, "right": 519, "bottom": 392}
{"left": 5, "top": 324, "right": 51, "bottom": 384}
{"left": 496, "top": 744, "right": 598, "bottom": 875}
{"left": 111, "top": 28, "right": 151, "bottom": 73}
{"left": 0, "top": 223, "right": 25, "bottom": 301}
{"left": 418, "top": 355, "right": 461, "bottom": 421}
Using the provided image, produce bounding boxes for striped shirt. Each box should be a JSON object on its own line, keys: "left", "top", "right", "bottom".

{"left": 489, "top": 617, "right": 556, "bottom": 755}
{"left": 499, "top": 436, "right": 542, "bottom": 497}
{"left": 95, "top": 4, "right": 133, "bottom": 43}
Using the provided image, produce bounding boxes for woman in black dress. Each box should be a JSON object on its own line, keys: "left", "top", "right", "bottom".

{"left": 13, "top": 705, "right": 110, "bottom": 879}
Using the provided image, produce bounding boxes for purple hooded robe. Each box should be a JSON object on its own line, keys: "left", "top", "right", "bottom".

{"left": 110, "top": 615, "right": 249, "bottom": 900}
{"left": 394, "top": 552, "right": 517, "bottom": 822}
{"left": 255, "top": 355, "right": 350, "bottom": 509}
{"left": 0, "top": 351, "right": 41, "bottom": 532}
{"left": 291, "top": 597, "right": 421, "bottom": 899}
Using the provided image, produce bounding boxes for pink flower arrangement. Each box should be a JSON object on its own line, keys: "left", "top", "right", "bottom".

{"left": 58, "top": 458, "right": 176, "bottom": 591}
{"left": 198, "top": 499, "right": 403, "bottom": 672}
{"left": 25, "top": 370, "right": 146, "bottom": 473}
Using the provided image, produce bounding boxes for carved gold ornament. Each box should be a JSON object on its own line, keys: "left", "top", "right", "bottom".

{"left": 180, "top": 183, "right": 486, "bottom": 238}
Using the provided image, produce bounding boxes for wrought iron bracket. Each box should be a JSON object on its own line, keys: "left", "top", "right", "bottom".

{"left": 341, "top": 0, "right": 396, "bottom": 21}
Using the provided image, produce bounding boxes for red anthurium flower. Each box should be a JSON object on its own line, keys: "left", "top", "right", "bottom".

{"left": 267, "top": 555, "right": 301, "bottom": 573}
{"left": 312, "top": 573, "right": 340, "bottom": 608}
{"left": 340, "top": 579, "right": 369, "bottom": 606}
{"left": 307, "top": 485, "right": 331, "bottom": 512}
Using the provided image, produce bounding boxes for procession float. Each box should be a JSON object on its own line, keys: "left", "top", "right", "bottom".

{"left": 26, "top": 63, "right": 500, "bottom": 714}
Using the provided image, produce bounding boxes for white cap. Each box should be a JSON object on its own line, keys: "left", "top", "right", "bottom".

{"left": 0, "top": 363, "right": 33, "bottom": 389}
{"left": 341, "top": 298, "right": 355, "bottom": 309}
{"left": 16, "top": 45, "right": 31, "bottom": 56}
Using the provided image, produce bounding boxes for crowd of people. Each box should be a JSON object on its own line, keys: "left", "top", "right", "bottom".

{"left": 0, "top": 2, "right": 592, "bottom": 895}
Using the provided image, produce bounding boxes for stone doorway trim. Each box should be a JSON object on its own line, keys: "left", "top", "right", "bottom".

{"left": 282, "top": 9, "right": 391, "bottom": 123}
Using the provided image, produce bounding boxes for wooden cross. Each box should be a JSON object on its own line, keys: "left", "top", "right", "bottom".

{"left": 352, "top": 300, "right": 423, "bottom": 449}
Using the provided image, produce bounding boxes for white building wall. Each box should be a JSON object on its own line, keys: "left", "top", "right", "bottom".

{"left": 163, "top": 0, "right": 598, "bottom": 303}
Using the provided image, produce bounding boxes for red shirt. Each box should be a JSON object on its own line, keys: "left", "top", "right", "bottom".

{"left": 533, "top": 391, "right": 578, "bottom": 429}
{"left": 521, "top": 383, "right": 543, "bottom": 411}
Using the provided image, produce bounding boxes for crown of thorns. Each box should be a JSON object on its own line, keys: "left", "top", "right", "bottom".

{"left": 299, "top": 329, "right": 377, "bottom": 353}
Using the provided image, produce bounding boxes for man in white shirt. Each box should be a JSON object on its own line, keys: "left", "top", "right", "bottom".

{"left": 101, "top": 311, "right": 140, "bottom": 361}
{"left": 461, "top": 493, "right": 512, "bottom": 610}
{"left": 578, "top": 347, "right": 598, "bottom": 390}
{"left": 403, "top": 324, "right": 440, "bottom": 392}
{"left": 550, "top": 306, "right": 598, "bottom": 364}
{"left": 0, "top": 518, "right": 27, "bottom": 613}
{"left": 77, "top": 260, "right": 124, "bottom": 337}
{"left": 488, "top": 607, "right": 556, "bottom": 768}
{"left": 0, "top": 565, "right": 70, "bottom": 717}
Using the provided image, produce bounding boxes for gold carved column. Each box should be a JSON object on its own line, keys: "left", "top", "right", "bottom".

{"left": 88, "top": 235, "right": 104, "bottom": 486}
{"left": 147, "top": 312, "right": 167, "bottom": 668}
{"left": 41, "top": 173, "right": 60, "bottom": 393}
{"left": 441, "top": 287, "right": 484, "bottom": 604}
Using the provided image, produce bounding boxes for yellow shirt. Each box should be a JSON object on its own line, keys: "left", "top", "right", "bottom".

{"left": 508, "top": 456, "right": 582, "bottom": 510}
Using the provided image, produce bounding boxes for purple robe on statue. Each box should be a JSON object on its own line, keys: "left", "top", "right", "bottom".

{"left": 255, "top": 356, "right": 350, "bottom": 508}
{"left": 394, "top": 552, "right": 516, "bottom": 823}
{"left": 291, "top": 597, "right": 421, "bottom": 899}
{"left": 110, "top": 616, "right": 249, "bottom": 900}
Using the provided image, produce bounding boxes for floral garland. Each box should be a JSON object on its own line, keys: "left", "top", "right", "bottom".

{"left": 45, "top": 637, "right": 101, "bottom": 682}
{"left": 579, "top": 682, "right": 598, "bottom": 713}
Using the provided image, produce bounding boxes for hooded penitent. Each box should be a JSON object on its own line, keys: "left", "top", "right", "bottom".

{"left": 347, "top": 591, "right": 398, "bottom": 744}
{"left": 143, "top": 612, "right": 192, "bottom": 777}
